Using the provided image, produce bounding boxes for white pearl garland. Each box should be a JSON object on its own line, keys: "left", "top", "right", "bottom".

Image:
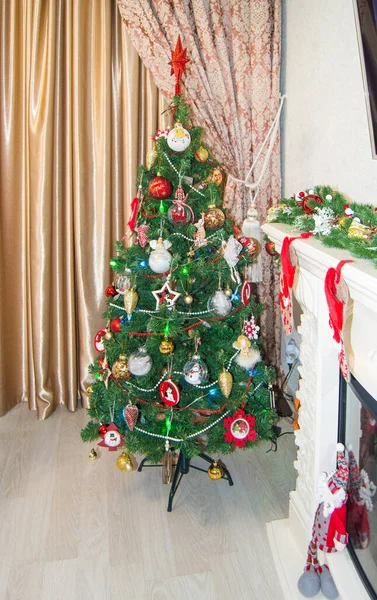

{"left": 134, "top": 409, "right": 230, "bottom": 442}
{"left": 163, "top": 152, "right": 206, "bottom": 197}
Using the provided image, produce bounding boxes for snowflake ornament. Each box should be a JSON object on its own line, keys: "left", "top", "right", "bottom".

{"left": 313, "top": 207, "right": 335, "bottom": 235}
{"left": 243, "top": 316, "right": 260, "bottom": 340}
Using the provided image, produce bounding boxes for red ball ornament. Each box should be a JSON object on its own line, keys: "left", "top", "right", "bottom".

{"left": 148, "top": 176, "right": 173, "bottom": 200}
{"left": 111, "top": 318, "right": 122, "bottom": 332}
{"left": 98, "top": 425, "right": 107, "bottom": 435}
{"left": 105, "top": 285, "right": 116, "bottom": 297}
{"left": 302, "top": 194, "right": 323, "bottom": 214}
{"left": 265, "top": 241, "right": 278, "bottom": 256}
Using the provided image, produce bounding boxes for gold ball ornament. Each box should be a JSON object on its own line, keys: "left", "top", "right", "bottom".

{"left": 88, "top": 448, "right": 98, "bottom": 460}
{"left": 208, "top": 461, "right": 224, "bottom": 480}
{"left": 224, "top": 285, "right": 233, "bottom": 297}
{"left": 124, "top": 288, "right": 139, "bottom": 315}
{"left": 204, "top": 204, "right": 225, "bottom": 231}
{"left": 184, "top": 294, "right": 193, "bottom": 305}
{"left": 111, "top": 354, "right": 132, "bottom": 381}
{"left": 104, "top": 331, "right": 113, "bottom": 340}
{"left": 116, "top": 451, "right": 135, "bottom": 472}
{"left": 218, "top": 369, "right": 233, "bottom": 398}
{"left": 195, "top": 146, "right": 209, "bottom": 162}
{"left": 207, "top": 168, "right": 223, "bottom": 186}
{"left": 159, "top": 337, "right": 175, "bottom": 355}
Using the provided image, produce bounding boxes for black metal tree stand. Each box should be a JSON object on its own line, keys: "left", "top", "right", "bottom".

{"left": 138, "top": 452, "right": 234, "bottom": 512}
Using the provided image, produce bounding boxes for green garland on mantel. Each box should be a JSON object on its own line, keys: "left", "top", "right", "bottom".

{"left": 265, "top": 185, "right": 377, "bottom": 268}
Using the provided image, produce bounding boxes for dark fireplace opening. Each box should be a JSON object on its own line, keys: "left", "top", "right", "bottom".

{"left": 338, "top": 372, "right": 377, "bottom": 600}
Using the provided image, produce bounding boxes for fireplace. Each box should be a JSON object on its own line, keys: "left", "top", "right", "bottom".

{"left": 338, "top": 373, "right": 377, "bottom": 599}
{"left": 262, "top": 221, "right": 377, "bottom": 600}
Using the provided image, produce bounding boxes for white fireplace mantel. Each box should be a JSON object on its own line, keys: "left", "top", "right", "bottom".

{"left": 263, "top": 222, "right": 377, "bottom": 600}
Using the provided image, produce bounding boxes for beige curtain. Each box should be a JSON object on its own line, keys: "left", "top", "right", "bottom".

{"left": 0, "top": 0, "right": 168, "bottom": 419}
{"left": 117, "top": 0, "right": 283, "bottom": 373}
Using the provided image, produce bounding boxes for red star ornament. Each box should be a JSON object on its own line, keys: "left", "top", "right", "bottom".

{"left": 169, "top": 36, "right": 190, "bottom": 95}
{"left": 98, "top": 423, "right": 124, "bottom": 451}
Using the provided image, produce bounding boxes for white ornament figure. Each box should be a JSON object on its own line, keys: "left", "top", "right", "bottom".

{"left": 232, "top": 335, "right": 262, "bottom": 370}
{"left": 149, "top": 237, "right": 172, "bottom": 274}
{"left": 222, "top": 235, "right": 242, "bottom": 283}
{"left": 128, "top": 347, "right": 153, "bottom": 377}
{"left": 167, "top": 122, "right": 191, "bottom": 152}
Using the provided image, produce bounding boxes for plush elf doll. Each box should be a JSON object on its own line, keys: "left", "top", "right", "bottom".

{"left": 298, "top": 444, "right": 349, "bottom": 599}
{"left": 346, "top": 444, "right": 376, "bottom": 549}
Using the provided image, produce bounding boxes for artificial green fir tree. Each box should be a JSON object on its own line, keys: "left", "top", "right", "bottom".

{"left": 81, "top": 37, "right": 278, "bottom": 479}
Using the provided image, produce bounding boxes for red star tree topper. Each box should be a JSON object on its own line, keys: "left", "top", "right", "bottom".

{"left": 169, "top": 36, "right": 190, "bottom": 95}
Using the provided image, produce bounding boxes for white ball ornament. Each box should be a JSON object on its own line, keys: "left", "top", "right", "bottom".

{"left": 326, "top": 194, "right": 333, "bottom": 201}
{"left": 128, "top": 347, "right": 153, "bottom": 377}
{"left": 167, "top": 122, "right": 191, "bottom": 152}
{"left": 207, "top": 290, "right": 232, "bottom": 317}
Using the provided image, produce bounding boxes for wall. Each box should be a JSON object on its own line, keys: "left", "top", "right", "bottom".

{"left": 281, "top": 0, "right": 377, "bottom": 206}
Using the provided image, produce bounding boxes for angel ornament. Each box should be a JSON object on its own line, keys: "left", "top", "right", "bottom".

{"left": 232, "top": 335, "right": 261, "bottom": 371}
{"left": 222, "top": 235, "right": 243, "bottom": 284}
{"left": 194, "top": 214, "right": 208, "bottom": 248}
{"left": 148, "top": 237, "right": 172, "bottom": 274}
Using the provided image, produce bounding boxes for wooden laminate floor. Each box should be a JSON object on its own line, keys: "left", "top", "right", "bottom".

{"left": 0, "top": 403, "right": 297, "bottom": 600}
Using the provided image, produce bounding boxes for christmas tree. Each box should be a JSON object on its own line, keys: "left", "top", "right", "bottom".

{"left": 81, "top": 37, "right": 278, "bottom": 478}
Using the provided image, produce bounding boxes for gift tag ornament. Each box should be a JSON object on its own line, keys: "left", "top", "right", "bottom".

{"left": 148, "top": 176, "right": 173, "bottom": 199}
{"left": 111, "top": 354, "right": 132, "bottom": 381}
{"left": 232, "top": 335, "right": 262, "bottom": 370}
{"left": 183, "top": 354, "right": 208, "bottom": 385}
{"left": 159, "top": 378, "right": 180, "bottom": 406}
{"left": 149, "top": 237, "right": 172, "bottom": 273}
{"left": 98, "top": 423, "right": 124, "bottom": 451}
{"left": 94, "top": 329, "right": 107, "bottom": 353}
{"left": 123, "top": 402, "right": 139, "bottom": 430}
{"left": 218, "top": 369, "right": 233, "bottom": 398}
{"left": 128, "top": 347, "right": 152, "bottom": 376}
{"left": 167, "top": 122, "right": 191, "bottom": 152}
{"left": 224, "top": 410, "right": 257, "bottom": 448}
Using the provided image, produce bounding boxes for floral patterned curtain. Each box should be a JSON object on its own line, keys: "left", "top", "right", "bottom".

{"left": 117, "top": 0, "right": 282, "bottom": 372}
